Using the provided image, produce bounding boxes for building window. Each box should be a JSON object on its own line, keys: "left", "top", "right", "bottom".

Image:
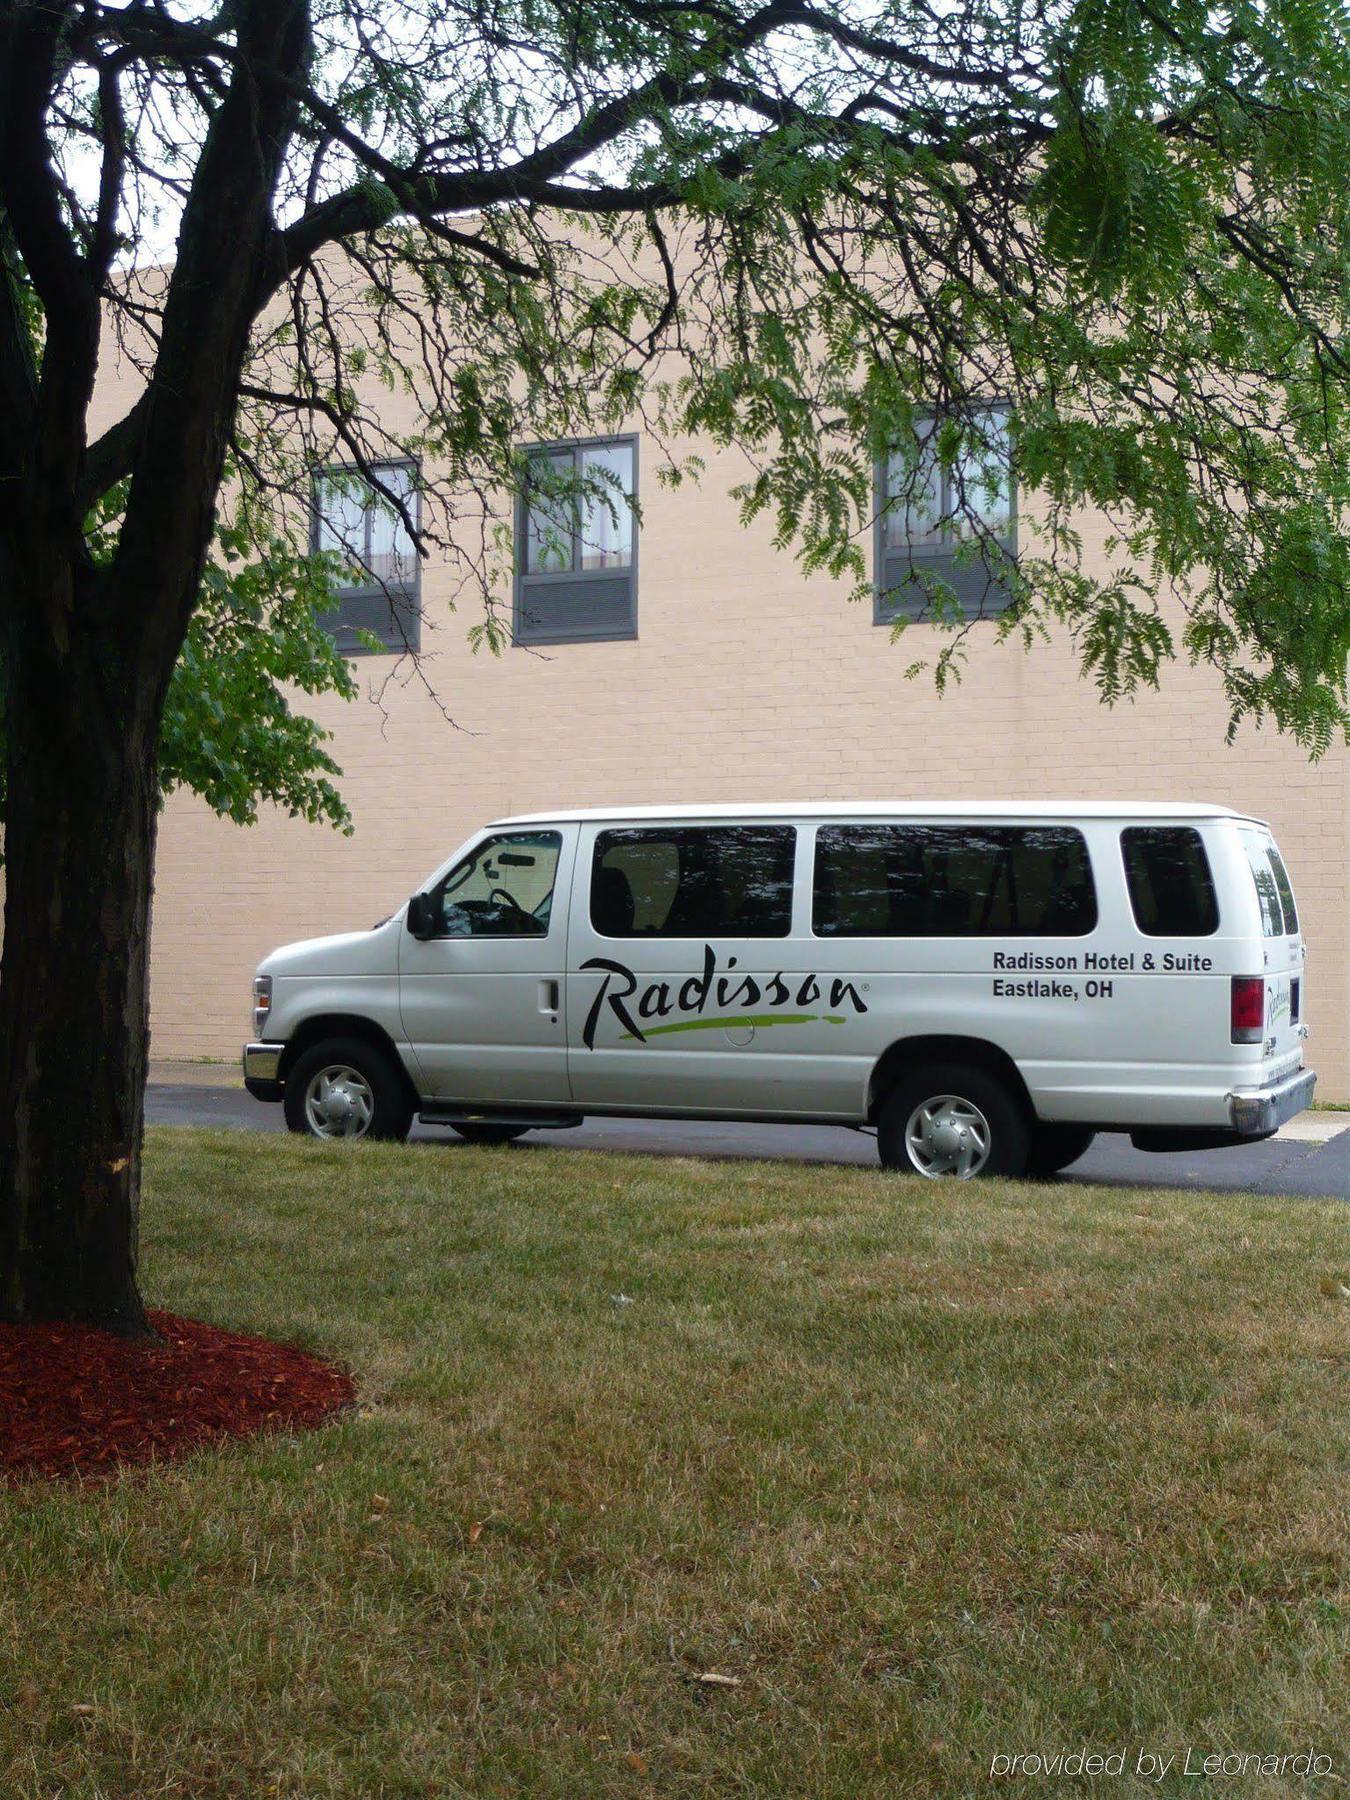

{"left": 875, "top": 405, "right": 1014, "bottom": 623}
{"left": 312, "top": 461, "right": 420, "bottom": 654}
{"left": 514, "top": 436, "right": 637, "bottom": 644}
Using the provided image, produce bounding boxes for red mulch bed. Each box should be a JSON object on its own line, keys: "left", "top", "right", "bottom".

{"left": 0, "top": 1310, "right": 354, "bottom": 1482}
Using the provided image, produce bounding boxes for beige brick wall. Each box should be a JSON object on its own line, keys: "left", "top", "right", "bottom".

{"left": 143, "top": 433, "right": 1350, "bottom": 1097}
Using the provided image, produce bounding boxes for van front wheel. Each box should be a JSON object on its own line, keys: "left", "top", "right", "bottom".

{"left": 283, "top": 1038, "right": 413, "bottom": 1142}
{"left": 878, "top": 1064, "right": 1030, "bottom": 1180}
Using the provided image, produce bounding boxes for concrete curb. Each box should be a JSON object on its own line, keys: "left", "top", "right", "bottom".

{"left": 150, "top": 1061, "right": 242, "bottom": 1089}
{"left": 1276, "top": 1113, "right": 1350, "bottom": 1143}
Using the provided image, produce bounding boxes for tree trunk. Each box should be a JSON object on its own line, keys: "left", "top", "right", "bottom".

{"left": 0, "top": 597, "right": 161, "bottom": 1336}
{"left": 0, "top": 0, "right": 314, "bottom": 1334}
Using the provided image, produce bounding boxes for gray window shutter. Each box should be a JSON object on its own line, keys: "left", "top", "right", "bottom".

{"left": 876, "top": 551, "right": 1013, "bottom": 622}
{"left": 514, "top": 573, "right": 635, "bottom": 643}
{"left": 317, "top": 587, "right": 421, "bottom": 654}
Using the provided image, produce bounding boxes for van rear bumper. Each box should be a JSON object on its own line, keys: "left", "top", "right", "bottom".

{"left": 1227, "top": 1067, "right": 1316, "bottom": 1138}
{"left": 1123, "top": 1068, "right": 1315, "bottom": 1152}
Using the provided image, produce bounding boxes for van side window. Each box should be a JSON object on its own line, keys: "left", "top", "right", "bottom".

{"left": 1238, "top": 830, "right": 1291, "bottom": 938}
{"left": 592, "top": 827, "right": 795, "bottom": 938}
{"left": 432, "top": 831, "right": 562, "bottom": 938}
{"left": 1121, "top": 827, "right": 1219, "bottom": 936}
{"left": 813, "top": 826, "right": 1096, "bottom": 937}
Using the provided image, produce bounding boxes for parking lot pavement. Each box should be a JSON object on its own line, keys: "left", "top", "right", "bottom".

{"left": 145, "top": 1077, "right": 1350, "bottom": 1200}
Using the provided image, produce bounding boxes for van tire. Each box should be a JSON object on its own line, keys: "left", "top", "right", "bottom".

{"left": 1026, "top": 1124, "right": 1096, "bottom": 1177}
{"left": 450, "top": 1123, "right": 529, "bottom": 1146}
{"left": 877, "top": 1062, "right": 1030, "bottom": 1179}
{"left": 283, "top": 1037, "right": 413, "bottom": 1142}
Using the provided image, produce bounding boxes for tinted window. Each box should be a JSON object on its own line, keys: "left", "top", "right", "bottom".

{"left": 1266, "top": 845, "right": 1299, "bottom": 935}
{"left": 813, "top": 825, "right": 1096, "bottom": 937}
{"left": 1121, "top": 828, "right": 1219, "bottom": 937}
{"left": 592, "top": 827, "right": 794, "bottom": 938}
{"left": 1239, "top": 831, "right": 1289, "bottom": 938}
{"left": 432, "top": 831, "right": 561, "bottom": 938}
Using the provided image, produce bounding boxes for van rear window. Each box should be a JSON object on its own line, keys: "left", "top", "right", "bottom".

{"left": 1266, "top": 846, "right": 1299, "bottom": 935}
{"left": 1240, "top": 830, "right": 1297, "bottom": 937}
{"left": 1121, "top": 827, "right": 1219, "bottom": 937}
{"left": 813, "top": 825, "right": 1096, "bottom": 938}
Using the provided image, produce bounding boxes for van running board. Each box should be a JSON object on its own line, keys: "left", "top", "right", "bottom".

{"left": 417, "top": 1109, "right": 583, "bottom": 1130}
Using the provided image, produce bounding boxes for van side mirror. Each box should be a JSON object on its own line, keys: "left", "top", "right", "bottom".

{"left": 406, "top": 892, "right": 436, "bottom": 939}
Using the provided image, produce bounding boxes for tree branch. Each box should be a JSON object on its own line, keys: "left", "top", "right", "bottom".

{"left": 78, "top": 390, "right": 150, "bottom": 514}
{"left": 0, "top": 2, "right": 89, "bottom": 333}
{"left": 91, "top": 57, "right": 128, "bottom": 282}
{"left": 270, "top": 0, "right": 816, "bottom": 279}
{"left": 0, "top": 216, "right": 40, "bottom": 545}
{"left": 0, "top": 0, "right": 103, "bottom": 564}
{"left": 113, "top": 0, "right": 315, "bottom": 664}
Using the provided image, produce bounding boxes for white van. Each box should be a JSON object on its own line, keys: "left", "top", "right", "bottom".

{"left": 243, "top": 803, "right": 1315, "bottom": 1178}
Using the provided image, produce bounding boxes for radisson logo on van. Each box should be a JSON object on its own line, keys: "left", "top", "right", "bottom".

{"left": 579, "top": 946, "right": 869, "bottom": 1049}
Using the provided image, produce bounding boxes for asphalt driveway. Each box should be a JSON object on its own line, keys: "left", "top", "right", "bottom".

{"left": 147, "top": 1070, "right": 1350, "bottom": 1199}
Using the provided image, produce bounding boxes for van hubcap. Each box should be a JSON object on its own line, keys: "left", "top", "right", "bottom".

{"left": 304, "top": 1065, "right": 375, "bottom": 1139}
{"left": 904, "top": 1095, "right": 992, "bottom": 1178}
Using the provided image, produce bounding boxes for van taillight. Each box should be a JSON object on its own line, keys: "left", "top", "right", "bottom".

{"left": 1231, "top": 976, "right": 1265, "bottom": 1044}
{"left": 1290, "top": 977, "right": 1301, "bottom": 1024}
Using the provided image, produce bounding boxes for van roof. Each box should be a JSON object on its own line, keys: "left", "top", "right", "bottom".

{"left": 491, "top": 800, "right": 1265, "bottom": 827}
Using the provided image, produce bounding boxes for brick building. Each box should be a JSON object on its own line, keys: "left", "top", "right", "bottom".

{"left": 88, "top": 341, "right": 1350, "bottom": 1096}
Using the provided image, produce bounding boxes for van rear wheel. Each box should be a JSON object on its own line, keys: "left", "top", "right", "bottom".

{"left": 878, "top": 1063, "right": 1030, "bottom": 1180}
{"left": 1026, "top": 1124, "right": 1096, "bottom": 1177}
{"left": 283, "top": 1037, "right": 413, "bottom": 1142}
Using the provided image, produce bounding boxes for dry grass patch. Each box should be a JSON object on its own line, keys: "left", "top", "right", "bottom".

{"left": 0, "top": 1127, "right": 1346, "bottom": 1799}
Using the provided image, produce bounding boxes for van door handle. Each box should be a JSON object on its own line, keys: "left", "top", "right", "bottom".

{"left": 539, "top": 979, "right": 559, "bottom": 1017}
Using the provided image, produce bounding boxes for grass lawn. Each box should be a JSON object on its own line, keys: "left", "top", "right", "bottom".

{"left": 1, "top": 1129, "right": 1347, "bottom": 1799}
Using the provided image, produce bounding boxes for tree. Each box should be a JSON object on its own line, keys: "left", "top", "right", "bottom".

{"left": 0, "top": 480, "right": 364, "bottom": 839}
{"left": 1, "top": 0, "right": 1347, "bottom": 1331}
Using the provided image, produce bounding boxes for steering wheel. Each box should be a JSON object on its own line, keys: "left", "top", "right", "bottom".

{"left": 488, "top": 887, "right": 533, "bottom": 924}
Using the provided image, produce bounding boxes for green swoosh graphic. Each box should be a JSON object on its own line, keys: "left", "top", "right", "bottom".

{"left": 621, "top": 1012, "right": 847, "bottom": 1040}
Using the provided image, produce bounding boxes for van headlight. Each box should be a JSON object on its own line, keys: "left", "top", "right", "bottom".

{"left": 252, "top": 975, "right": 273, "bottom": 1037}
